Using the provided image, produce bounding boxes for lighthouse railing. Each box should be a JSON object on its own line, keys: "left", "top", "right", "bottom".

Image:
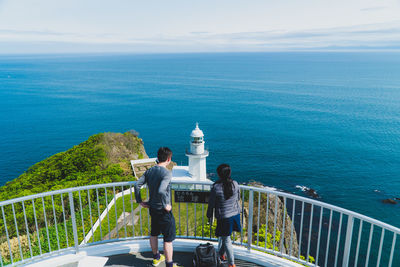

{"left": 0, "top": 181, "right": 399, "bottom": 266}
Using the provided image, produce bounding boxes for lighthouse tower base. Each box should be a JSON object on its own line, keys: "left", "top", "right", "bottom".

{"left": 189, "top": 157, "right": 205, "bottom": 181}
{"left": 187, "top": 153, "right": 208, "bottom": 181}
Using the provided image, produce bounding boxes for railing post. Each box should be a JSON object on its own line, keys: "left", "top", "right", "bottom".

{"left": 343, "top": 215, "right": 354, "bottom": 266}
{"left": 69, "top": 191, "right": 79, "bottom": 253}
{"left": 247, "top": 190, "right": 254, "bottom": 251}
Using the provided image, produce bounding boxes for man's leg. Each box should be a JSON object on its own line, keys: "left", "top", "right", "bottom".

{"left": 149, "top": 208, "right": 164, "bottom": 265}
{"left": 162, "top": 212, "right": 176, "bottom": 266}
{"left": 164, "top": 241, "right": 173, "bottom": 262}
{"left": 149, "top": 208, "right": 159, "bottom": 255}
{"left": 150, "top": 236, "right": 159, "bottom": 254}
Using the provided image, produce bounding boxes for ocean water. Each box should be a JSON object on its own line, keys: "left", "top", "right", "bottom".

{"left": 1, "top": 52, "right": 400, "bottom": 228}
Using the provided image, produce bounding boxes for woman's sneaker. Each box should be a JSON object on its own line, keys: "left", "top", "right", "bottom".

{"left": 152, "top": 254, "right": 165, "bottom": 266}
{"left": 219, "top": 254, "right": 227, "bottom": 265}
{"left": 166, "top": 262, "right": 183, "bottom": 267}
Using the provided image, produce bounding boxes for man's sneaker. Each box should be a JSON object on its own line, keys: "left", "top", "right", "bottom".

{"left": 152, "top": 254, "right": 165, "bottom": 266}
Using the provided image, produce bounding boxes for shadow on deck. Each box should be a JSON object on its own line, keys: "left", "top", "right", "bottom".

{"left": 105, "top": 252, "right": 263, "bottom": 267}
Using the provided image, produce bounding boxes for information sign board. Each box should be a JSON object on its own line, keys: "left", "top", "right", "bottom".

{"left": 174, "top": 190, "right": 210, "bottom": 203}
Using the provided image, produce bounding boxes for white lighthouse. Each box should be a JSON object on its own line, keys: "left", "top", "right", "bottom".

{"left": 132, "top": 123, "right": 211, "bottom": 186}
{"left": 186, "top": 123, "right": 209, "bottom": 181}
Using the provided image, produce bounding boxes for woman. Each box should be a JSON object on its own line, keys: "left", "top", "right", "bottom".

{"left": 207, "top": 164, "right": 241, "bottom": 267}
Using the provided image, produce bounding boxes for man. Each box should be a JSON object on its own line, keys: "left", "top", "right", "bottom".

{"left": 134, "top": 147, "right": 179, "bottom": 267}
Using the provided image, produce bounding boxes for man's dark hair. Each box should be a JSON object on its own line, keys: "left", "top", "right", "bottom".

{"left": 157, "top": 147, "right": 172, "bottom": 163}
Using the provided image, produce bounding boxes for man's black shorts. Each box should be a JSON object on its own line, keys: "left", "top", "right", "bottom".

{"left": 149, "top": 208, "right": 176, "bottom": 242}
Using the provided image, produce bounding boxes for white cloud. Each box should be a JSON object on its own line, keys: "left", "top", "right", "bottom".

{"left": 1, "top": 0, "right": 400, "bottom": 53}
{"left": 360, "top": 6, "right": 388, "bottom": 12}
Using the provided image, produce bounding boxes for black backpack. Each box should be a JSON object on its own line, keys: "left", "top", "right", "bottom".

{"left": 192, "top": 243, "right": 219, "bottom": 267}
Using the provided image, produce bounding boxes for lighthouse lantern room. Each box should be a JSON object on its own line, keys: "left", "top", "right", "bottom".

{"left": 186, "top": 123, "right": 209, "bottom": 180}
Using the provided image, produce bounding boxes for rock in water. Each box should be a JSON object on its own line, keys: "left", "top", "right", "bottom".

{"left": 305, "top": 188, "right": 320, "bottom": 199}
{"left": 295, "top": 185, "right": 320, "bottom": 199}
{"left": 382, "top": 199, "right": 397, "bottom": 204}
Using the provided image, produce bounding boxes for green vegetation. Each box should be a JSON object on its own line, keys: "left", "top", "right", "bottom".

{"left": 0, "top": 190, "right": 118, "bottom": 264}
{"left": 253, "top": 224, "right": 315, "bottom": 265}
{"left": 91, "top": 188, "right": 147, "bottom": 241}
{"left": 255, "top": 223, "right": 282, "bottom": 250}
{"left": 0, "top": 132, "right": 146, "bottom": 264}
{"left": 0, "top": 131, "right": 145, "bottom": 201}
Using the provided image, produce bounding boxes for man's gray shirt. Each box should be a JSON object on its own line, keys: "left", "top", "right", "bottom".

{"left": 134, "top": 165, "right": 172, "bottom": 210}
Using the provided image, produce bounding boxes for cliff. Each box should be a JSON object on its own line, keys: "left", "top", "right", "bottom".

{"left": 244, "top": 182, "right": 300, "bottom": 258}
{"left": 0, "top": 131, "right": 147, "bottom": 201}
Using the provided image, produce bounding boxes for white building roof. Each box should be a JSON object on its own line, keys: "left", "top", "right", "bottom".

{"left": 171, "top": 166, "right": 192, "bottom": 181}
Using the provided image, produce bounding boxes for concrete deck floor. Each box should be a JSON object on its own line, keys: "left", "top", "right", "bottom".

{"left": 105, "top": 252, "right": 263, "bottom": 267}
{"left": 45, "top": 240, "right": 301, "bottom": 267}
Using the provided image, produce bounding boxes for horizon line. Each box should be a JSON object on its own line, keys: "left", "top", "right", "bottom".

{"left": 2, "top": 49, "right": 400, "bottom": 57}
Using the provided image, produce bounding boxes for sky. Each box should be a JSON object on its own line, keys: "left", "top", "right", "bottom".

{"left": 0, "top": 0, "right": 400, "bottom": 54}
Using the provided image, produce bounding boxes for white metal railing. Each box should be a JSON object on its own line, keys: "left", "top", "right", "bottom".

{"left": 0, "top": 181, "right": 399, "bottom": 266}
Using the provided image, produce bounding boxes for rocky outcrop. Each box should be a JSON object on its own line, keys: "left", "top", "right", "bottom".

{"left": 296, "top": 185, "right": 320, "bottom": 199}
{"left": 243, "top": 182, "right": 300, "bottom": 256}
{"left": 305, "top": 188, "right": 320, "bottom": 199}
{"left": 0, "top": 131, "right": 147, "bottom": 202}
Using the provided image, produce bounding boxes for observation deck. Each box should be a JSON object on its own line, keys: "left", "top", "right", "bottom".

{"left": 0, "top": 181, "right": 399, "bottom": 266}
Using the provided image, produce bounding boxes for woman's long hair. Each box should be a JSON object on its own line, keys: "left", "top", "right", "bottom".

{"left": 216, "top": 164, "right": 234, "bottom": 200}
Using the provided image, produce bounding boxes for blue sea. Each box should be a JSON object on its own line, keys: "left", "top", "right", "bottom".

{"left": 1, "top": 52, "right": 400, "bottom": 228}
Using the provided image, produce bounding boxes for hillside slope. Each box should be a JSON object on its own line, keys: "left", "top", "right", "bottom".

{"left": 0, "top": 131, "right": 146, "bottom": 201}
